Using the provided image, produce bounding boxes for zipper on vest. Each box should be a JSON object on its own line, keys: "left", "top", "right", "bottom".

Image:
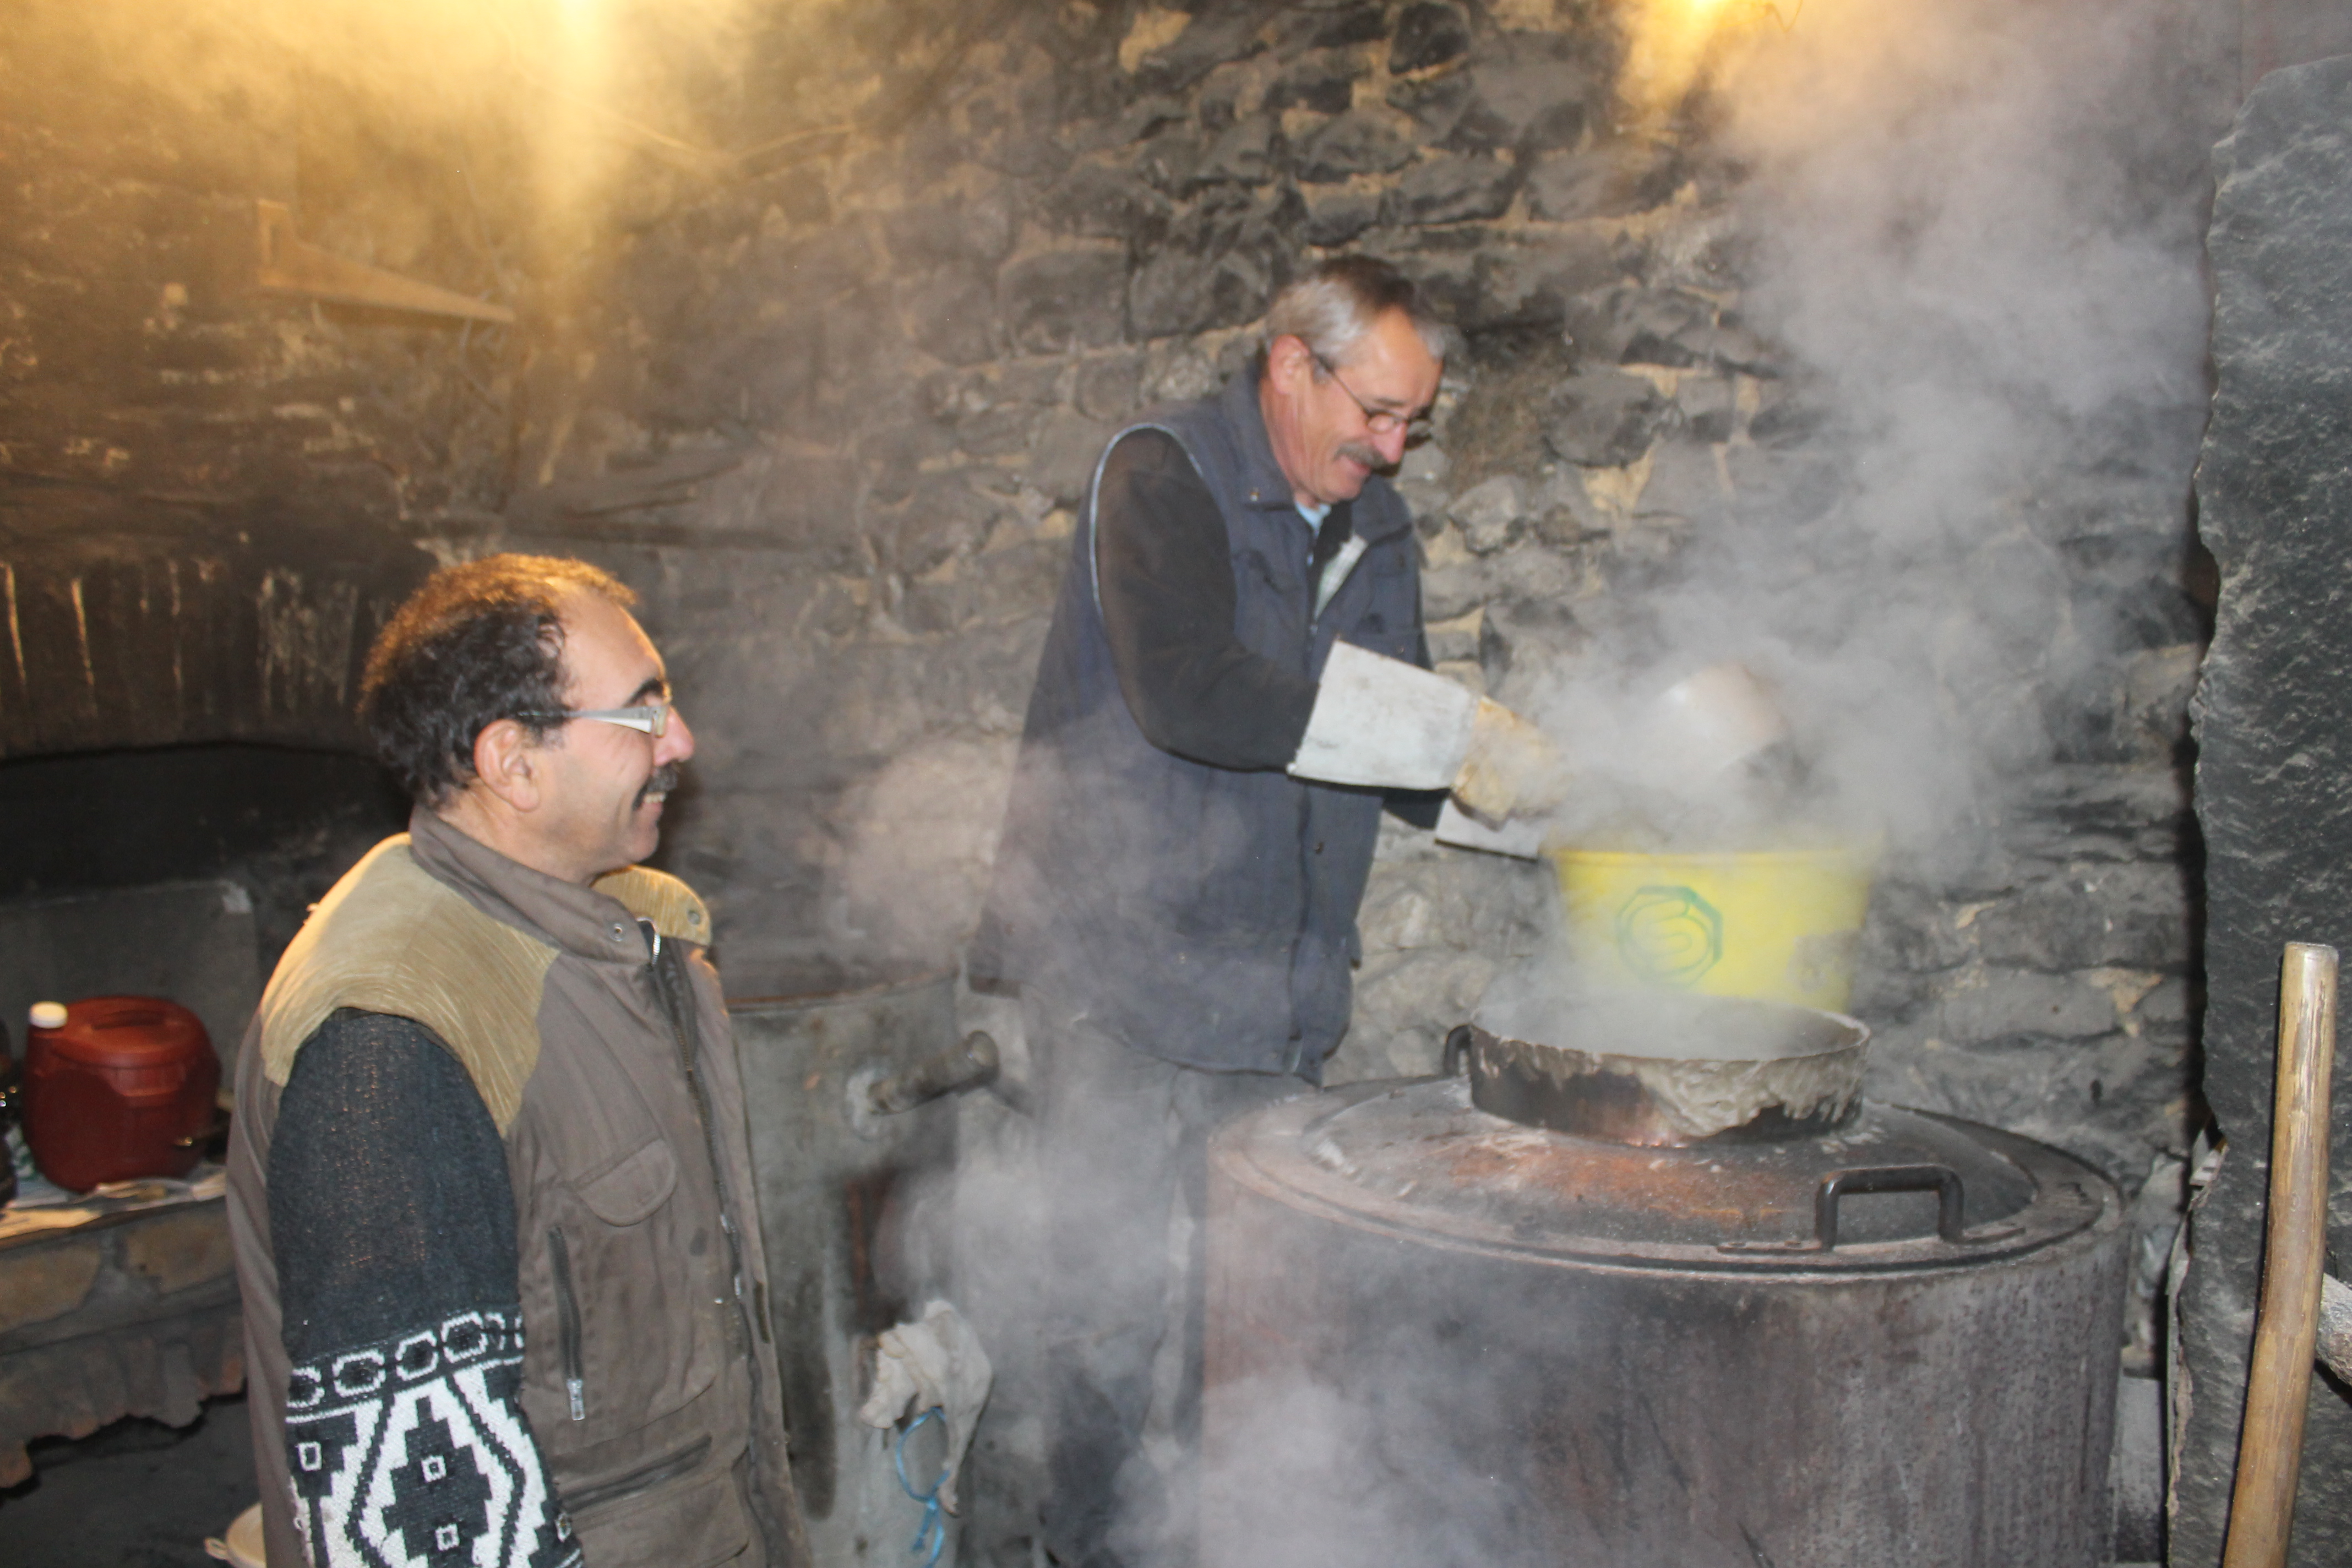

{"left": 560, "top": 1434, "right": 713, "bottom": 1515}
{"left": 547, "top": 1226, "right": 586, "bottom": 1420}
{"left": 649, "top": 943, "right": 768, "bottom": 1400}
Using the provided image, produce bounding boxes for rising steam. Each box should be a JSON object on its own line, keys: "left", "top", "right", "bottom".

{"left": 1522, "top": 0, "right": 2214, "bottom": 868}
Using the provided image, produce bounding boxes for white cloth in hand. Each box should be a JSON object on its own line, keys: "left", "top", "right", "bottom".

{"left": 856, "top": 1300, "right": 994, "bottom": 1515}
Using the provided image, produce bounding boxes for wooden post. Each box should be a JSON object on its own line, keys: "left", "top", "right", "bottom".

{"left": 2222, "top": 941, "right": 2339, "bottom": 1568}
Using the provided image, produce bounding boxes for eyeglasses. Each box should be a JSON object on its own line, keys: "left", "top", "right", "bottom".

{"left": 1312, "top": 351, "right": 1433, "bottom": 440}
{"left": 523, "top": 696, "right": 672, "bottom": 737}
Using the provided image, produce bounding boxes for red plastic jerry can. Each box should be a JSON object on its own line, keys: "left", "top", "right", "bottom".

{"left": 23, "top": 997, "right": 219, "bottom": 1193}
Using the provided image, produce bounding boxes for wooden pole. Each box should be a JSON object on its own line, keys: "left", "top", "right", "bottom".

{"left": 2222, "top": 941, "right": 2339, "bottom": 1568}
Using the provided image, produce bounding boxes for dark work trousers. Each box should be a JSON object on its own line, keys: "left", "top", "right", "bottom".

{"left": 1027, "top": 989, "right": 1305, "bottom": 1568}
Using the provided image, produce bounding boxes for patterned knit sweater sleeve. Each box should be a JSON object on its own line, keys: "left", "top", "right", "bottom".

{"left": 268, "top": 1008, "right": 580, "bottom": 1568}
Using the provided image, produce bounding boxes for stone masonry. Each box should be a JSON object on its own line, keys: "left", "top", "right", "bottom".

{"left": 5, "top": 0, "right": 2222, "bottom": 1268}
{"left": 0, "top": 5, "right": 2245, "bottom": 1556}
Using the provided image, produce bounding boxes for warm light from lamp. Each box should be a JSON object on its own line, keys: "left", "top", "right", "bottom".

{"left": 1623, "top": 0, "right": 1792, "bottom": 120}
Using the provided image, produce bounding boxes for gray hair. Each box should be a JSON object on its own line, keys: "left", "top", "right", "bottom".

{"left": 1262, "top": 257, "right": 1449, "bottom": 368}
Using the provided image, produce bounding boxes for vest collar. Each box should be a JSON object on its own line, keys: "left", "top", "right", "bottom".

{"left": 408, "top": 807, "right": 667, "bottom": 963}
{"left": 1223, "top": 368, "right": 1412, "bottom": 545}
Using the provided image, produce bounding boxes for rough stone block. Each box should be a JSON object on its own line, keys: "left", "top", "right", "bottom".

{"left": 121, "top": 1206, "right": 235, "bottom": 1297}
{"left": 1633, "top": 439, "right": 1725, "bottom": 522}
{"left": 1130, "top": 7, "right": 1271, "bottom": 95}
{"left": 1939, "top": 967, "right": 2119, "bottom": 1042}
{"left": 1525, "top": 144, "right": 1679, "bottom": 221}
{"left": 1614, "top": 289, "right": 1720, "bottom": 369}
{"left": 1302, "top": 185, "right": 1381, "bottom": 247}
{"left": 1128, "top": 197, "right": 1294, "bottom": 340}
{"left": 1265, "top": 52, "right": 1363, "bottom": 116}
{"left": 2003, "top": 766, "right": 2196, "bottom": 867}
{"left": 949, "top": 406, "right": 1038, "bottom": 460}
{"left": 1858, "top": 877, "right": 1980, "bottom": 975}
{"left": 1447, "top": 475, "right": 1523, "bottom": 554}
{"left": 1676, "top": 375, "right": 1736, "bottom": 443}
{"left": 1075, "top": 353, "right": 1147, "bottom": 422}
{"left": 0, "top": 1237, "right": 102, "bottom": 1334}
{"left": 1389, "top": 2, "right": 1472, "bottom": 74}
{"left": 2175, "top": 61, "right": 2352, "bottom": 1563}
{"left": 1723, "top": 445, "right": 1845, "bottom": 525}
{"left": 1037, "top": 163, "right": 1173, "bottom": 241}
{"left": 1002, "top": 249, "right": 1127, "bottom": 353}
{"left": 1970, "top": 863, "right": 2192, "bottom": 972}
{"left": 1135, "top": 127, "right": 1208, "bottom": 195}
{"left": 1424, "top": 607, "right": 1484, "bottom": 665}
{"left": 883, "top": 192, "right": 1018, "bottom": 270}
{"left": 1387, "top": 69, "right": 1476, "bottom": 141}
{"left": 960, "top": 537, "right": 1069, "bottom": 631}
{"left": 2113, "top": 642, "right": 2200, "bottom": 763}
{"left": 1193, "top": 113, "right": 1279, "bottom": 187}
{"left": 1293, "top": 110, "right": 1416, "bottom": 182}
{"left": 1284, "top": 1, "right": 1389, "bottom": 51}
{"left": 906, "top": 267, "right": 1000, "bottom": 368}
{"left": 1542, "top": 367, "right": 1670, "bottom": 467}
{"left": 1525, "top": 467, "right": 1612, "bottom": 549}
{"left": 1029, "top": 412, "right": 1118, "bottom": 508}
{"left": 886, "top": 474, "right": 1001, "bottom": 577}
{"left": 1745, "top": 385, "right": 1832, "bottom": 447}
{"left": 1074, "top": 95, "right": 1191, "bottom": 156}
{"left": 1384, "top": 154, "right": 1520, "bottom": 226}
{"left": 1420, "top": 555, "right": 1503, "bottom": 622}
{"left": 1441, "top": 56, "right": 1592, "bottom": 154}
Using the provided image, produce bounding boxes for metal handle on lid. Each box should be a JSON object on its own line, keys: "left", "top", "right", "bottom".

{"left": 865, "top": 1032, "right": 1001, "bottom": 1117}
{"left": 1814, "top": 1164, "right": 1968, "bottom": 1250}
{"left": 173, "top": 1112, "right": 232, "bottom": 1150}
{"left": 1441, "top": 1025, "right": 1474, "bottom": 1079}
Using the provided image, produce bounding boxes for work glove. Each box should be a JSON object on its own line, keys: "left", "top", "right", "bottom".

{"left": 1288, "top": 644, "right": 1566, "bottom": 823}
{"left": 1453, "top": 696, "right": 1570, "bottom": 825}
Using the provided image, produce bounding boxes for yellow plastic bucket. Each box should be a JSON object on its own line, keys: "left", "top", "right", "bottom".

{"left": 1547, "top": 843, "right": 1879, "bottom": 1012}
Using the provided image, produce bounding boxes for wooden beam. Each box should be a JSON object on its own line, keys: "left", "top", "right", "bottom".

{"left": 255, "top": 201, "right": 515, "bottom": 325}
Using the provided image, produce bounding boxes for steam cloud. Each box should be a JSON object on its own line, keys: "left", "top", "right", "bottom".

{"left": 1518, "top": 0, "right": 2217, "bottom": 872}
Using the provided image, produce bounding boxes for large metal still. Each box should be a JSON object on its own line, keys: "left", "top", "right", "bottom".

{"left": 732, "top": 968, "right": 970, "bottom": 1567}
{"left": 1202, "top": 1075, "right": 2127, "bottom": 1567}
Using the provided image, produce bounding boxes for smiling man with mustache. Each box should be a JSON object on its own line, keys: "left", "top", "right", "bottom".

{"left": 972, "top": 258, "right": 1562, "bottom": 1568}
{"left": 227, "top": 555, "right": 809, "bottom": 1568}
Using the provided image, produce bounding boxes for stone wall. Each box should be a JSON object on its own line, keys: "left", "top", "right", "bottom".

{"left": 0, "top": 2, "right": 543, "bottom": 755}
{"left": 2, "top": 0, "right": 2227, "bottom": 1187}
{"left": 503, "top": 0, "right": 2226, "bottom": 1255}
{"left": 2, "top": 0, "right": 2241, "bottom": 1507}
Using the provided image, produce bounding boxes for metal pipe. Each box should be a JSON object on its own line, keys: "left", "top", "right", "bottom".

{"left": 865, "top": 1032, "right": 1000, "bottom": 1117}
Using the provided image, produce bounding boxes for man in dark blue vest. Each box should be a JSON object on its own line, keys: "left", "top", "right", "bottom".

{"left": 971, "top": 258, "right": 1556, "bottom": 1567}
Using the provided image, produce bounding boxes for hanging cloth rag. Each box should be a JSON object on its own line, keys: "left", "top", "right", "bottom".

{"left": 856, "top": 1300, "right": 994, "bottom": 1514}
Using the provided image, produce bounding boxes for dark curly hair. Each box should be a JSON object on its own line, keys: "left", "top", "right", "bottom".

{"left": 359, "top": 554, "right": 638, "bottom": 806}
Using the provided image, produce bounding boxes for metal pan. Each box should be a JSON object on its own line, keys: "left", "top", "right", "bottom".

{"left": 1444, "top": 993, "right": 1869, "bottom": 1147}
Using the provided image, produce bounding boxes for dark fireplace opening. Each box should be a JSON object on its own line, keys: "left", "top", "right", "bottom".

{"left": 0, "top": 743, "right": 407, "bottom": 1065}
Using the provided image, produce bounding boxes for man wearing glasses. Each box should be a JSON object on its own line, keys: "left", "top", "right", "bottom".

{"left": 971, "top": 258, "right": 1559, "bottom": 1568}
{"left": 227, "top": 556, "right": 809, "bottom": 1568}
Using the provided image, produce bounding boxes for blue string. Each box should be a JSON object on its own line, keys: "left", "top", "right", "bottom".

{"left": 892, "top": 1406, "right": 950, "bottom": 1567}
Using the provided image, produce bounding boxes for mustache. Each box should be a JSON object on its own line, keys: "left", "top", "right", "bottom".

{"left": 635, "top": 763, "right": 683, "bottom": 809}
{"left": 1338, "top": 440, "right": 1385, "bottom": 469}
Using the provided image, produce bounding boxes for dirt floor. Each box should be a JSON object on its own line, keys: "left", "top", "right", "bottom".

{"left": 1, "top": 1393, "right": 255, "bottom": 1567}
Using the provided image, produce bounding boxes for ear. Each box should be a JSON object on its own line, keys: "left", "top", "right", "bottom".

{"left": 470, "top": 718, "right": 545, "bottom": 813}
{"left": 1265, "top": 333, "right": 1316, "bottom": 395}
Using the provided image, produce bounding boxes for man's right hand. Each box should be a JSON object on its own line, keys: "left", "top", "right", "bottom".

{"left": 1453, "top": 698, "right": 1569, "bottom": 825}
